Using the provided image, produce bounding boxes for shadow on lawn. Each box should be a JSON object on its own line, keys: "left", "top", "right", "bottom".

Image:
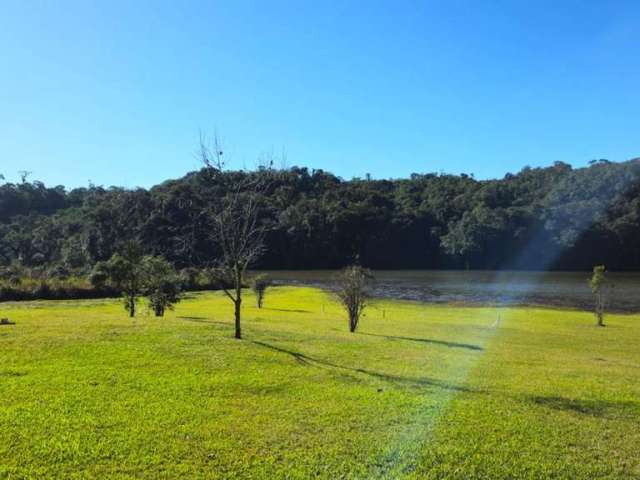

{"left": 359, "top": 332, "right": 483, "bottom": 351}
{"left": 527, "top": 395, "right": 640, "bottom": 418}
{"left": 178, "top": 316, "right": 230, "bottom": 327}
{"left": 251, "top": 340, "right": 478, "bottom": 393}
{"left": 0, "top": 369, "right": 27, "bottom": 377}
{"left": 265, "top": 308, "right": 313, "bottom": 314}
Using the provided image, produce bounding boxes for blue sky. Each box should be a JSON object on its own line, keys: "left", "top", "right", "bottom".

{"left": 1, "top": 0, "right": 639, "bottom": 188}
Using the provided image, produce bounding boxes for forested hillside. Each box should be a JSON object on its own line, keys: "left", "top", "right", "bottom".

{"left": 1, "top": 158, "right": 640, "bottom": 274}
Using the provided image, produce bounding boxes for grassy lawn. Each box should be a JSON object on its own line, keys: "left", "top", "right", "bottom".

{"left": 1, "top": 286, "right": 639, "bottom": 479}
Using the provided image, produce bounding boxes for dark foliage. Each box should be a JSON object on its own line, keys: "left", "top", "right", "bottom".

{"left": 1, "top": 159, "right": 640, "bottom": 272}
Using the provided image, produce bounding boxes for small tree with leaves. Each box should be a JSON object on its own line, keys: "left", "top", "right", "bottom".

{"left": 105, "top": 241, "right": 145, "bottom": 317}
{"left": 336, "top": 265, "right": 372, "bottom": 333}
{"left": 251, "top": 274, "right": 272, "bottom": 308}
{"left": 590, "top": 265, "right": 609, "bottom": 327}
{"left": 142, "top": 256, "right": 183, "bottom": 317}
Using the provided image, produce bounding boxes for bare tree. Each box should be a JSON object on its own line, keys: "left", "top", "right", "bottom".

{"left": 200, "top": 133, "right": 267, "bottom": 339}
{"left": 18, "top": 171, "right": 32, "bottom": 183}
{"left": 336, "top": 265, "right": 372, "bottom": 333}
{"left": 590, "top": 265, "right": 610, "bottom": 327}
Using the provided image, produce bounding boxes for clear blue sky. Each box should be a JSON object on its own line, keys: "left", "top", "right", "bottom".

{"left": 1, "top": 0, "right": 639, "bottom": 188}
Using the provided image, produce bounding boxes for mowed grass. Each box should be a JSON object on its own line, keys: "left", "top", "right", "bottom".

{"left": 1, "top": 286, "right": 639, "bottom": 479}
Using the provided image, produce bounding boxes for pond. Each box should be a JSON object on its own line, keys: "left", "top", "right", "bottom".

{"left": 262, "top": 270, "right": 640, "bottom": 312}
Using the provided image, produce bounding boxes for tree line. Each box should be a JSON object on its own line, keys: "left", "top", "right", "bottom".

{"left": 1, "top": 158, "right": 640, "bottom": 277}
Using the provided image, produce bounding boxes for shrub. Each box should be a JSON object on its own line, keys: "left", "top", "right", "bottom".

{"left": 251, "top": 274, "right": 272, "bottom": 309}
{"left": 31, "top": 281, "right": 52, "bottom": 299}
{"left": 142, "top": 256, "right": 183, "bottom": 317}
{"left": 48, "top": 265, "right": 71, "bottom": 280}
{"left": 89, "top": 262, "right": 110, "bottom": 289}
{"left": 335, "top": 265, "right": 372, "bottom": 333}
{"left": 179, "top": 267, "right": 200, "bottom": 290}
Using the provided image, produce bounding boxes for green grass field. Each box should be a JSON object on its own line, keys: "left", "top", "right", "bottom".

{"left": 1, "top": 286, "right": 639, "bottom": 479}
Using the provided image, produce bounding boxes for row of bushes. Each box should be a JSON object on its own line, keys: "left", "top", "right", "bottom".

{"left": 0, "top": 270, "right": 228, "bottom": 302}
{"left": 0, "top": 283, "right": 120, "bottom": 302}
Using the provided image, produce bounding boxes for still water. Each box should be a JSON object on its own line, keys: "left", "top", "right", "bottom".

{"left": 263, "top": 270, "right": 640, "bottom": 312}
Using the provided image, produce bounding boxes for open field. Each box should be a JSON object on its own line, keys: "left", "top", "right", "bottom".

{"left": 1, "top": 286, "right": 639, "bottom": 479}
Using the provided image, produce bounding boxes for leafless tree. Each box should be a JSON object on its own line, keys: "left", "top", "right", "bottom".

{"left": 18, "top": 171, "right": 32, "bottom": 183}
{"left": 200, "top": 133, "right": 268, "bottom": 339}
{"left": 590, "top": 265, "right": 612, "bottom": 327}
{"left": 336, "top": 265, "right": 372, "bottom": 333}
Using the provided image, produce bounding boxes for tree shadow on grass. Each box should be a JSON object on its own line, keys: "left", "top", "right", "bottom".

{"left": 178, "top": 316, "right": 230, "bottom": 327}
{"left": 180, "top": 293, "right": 201, "bottom": 300}
{"left": 360, "top": 332, "right": 483, "bottom": 351}
{"left": 265, "top": 308, "right": 313, "bottom": 314}
{"left": 251, "top": 340, "right": 478, "bottom": 393}
{"left": 527, "top": 395, "right": 640, "bottom": 418}
{"left": 0, "top": 370, "right": 27, "bottom": 377}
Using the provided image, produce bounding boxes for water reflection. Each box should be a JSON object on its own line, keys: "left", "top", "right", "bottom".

{"left": 259, "top": 270, "right": 640, "bottom": 312}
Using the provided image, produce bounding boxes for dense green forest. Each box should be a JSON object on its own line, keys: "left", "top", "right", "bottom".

{"left": 1, "top": 158, "right": 640, "bottom": 276}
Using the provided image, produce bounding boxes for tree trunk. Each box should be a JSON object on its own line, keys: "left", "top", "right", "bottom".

{"left": 596, "top": 292, "right": 605, "bottom": 326}
{"left": 349, "top": 312, "right": 357, "bottom": 332}
{"left": 234, "top": 298, "right": 241, "bottom": 339}
{"left": 234, "top": 267, "right": 242, "bottom": 339}
{"left": 129, "top": 297, "right": 135, "bottom": 318}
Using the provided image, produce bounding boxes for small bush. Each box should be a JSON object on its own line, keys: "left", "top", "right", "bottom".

{"left": 31, "top": 282, "right": 52, "bottom": 299}
{"left": 251, "top": 274, "right": 272, "bottom": 308}
{"left": 335, "top": 265, "right": 372, "bottom": 333}
{"left": 48, "top": 265, "right": 71, "bottom": 280}
{"left": 89, "top": 263, "right": 110, "bottom": 289}
{"left": 179, "top": 267, "right": 200, "bottom": 290}
{"left": 142, "top": 256, "right": 183, "bottom": 317}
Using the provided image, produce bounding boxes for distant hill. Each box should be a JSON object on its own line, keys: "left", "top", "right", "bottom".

{"left": 1, "top": 158, "right": 640, "bottom": 272}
